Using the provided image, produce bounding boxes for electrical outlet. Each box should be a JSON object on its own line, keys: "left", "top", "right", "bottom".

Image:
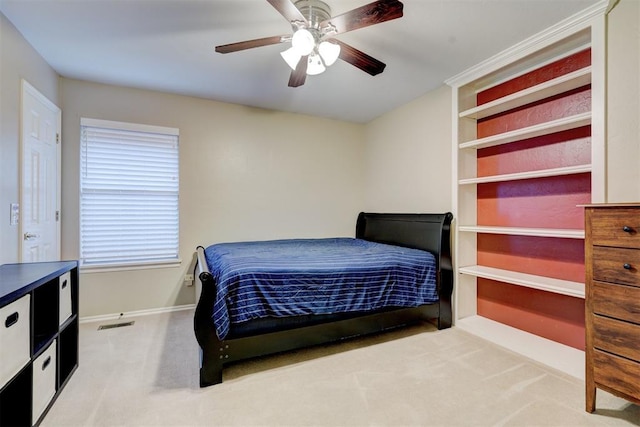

{"left": 184, "top": 273, "right": 194, "bottom": 282}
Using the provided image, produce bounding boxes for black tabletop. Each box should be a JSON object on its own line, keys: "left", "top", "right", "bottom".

{"left": 0, "top": 261, "right": 77, "bottom": 307}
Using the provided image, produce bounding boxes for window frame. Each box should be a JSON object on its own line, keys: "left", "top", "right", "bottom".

{"left": 79, "top": 118, "right": 180, "bottom": 271}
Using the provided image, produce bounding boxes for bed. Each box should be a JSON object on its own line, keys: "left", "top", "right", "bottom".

{"left": 193, "top": 212, "right": 453, "bottom": 387}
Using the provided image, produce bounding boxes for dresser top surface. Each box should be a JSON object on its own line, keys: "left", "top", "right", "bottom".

{"left": 0, "top": 261, "right": 77, "bottom": 306}
{"left": 582, "top": 203, "right": 640, "bottom": 208}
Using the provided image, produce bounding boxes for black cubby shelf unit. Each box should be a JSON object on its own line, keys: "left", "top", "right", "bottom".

{"left": 0, "top": 261, "right": 79, "bottom": 427}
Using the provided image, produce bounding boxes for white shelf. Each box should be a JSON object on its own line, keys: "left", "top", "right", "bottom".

{"left": 458, "top": 225, "right": 585, "bottom": 239}
{"left": 458, "top": 265, "right": 585, "bottom": 298}
{"left": 459, "top": 67, "right": 592, "bottom": 120}
{"left": 455, "top": 316, "right": 585, "bottom": 379}
{"left": 459, "top": 112, "right": 591, "bottom": 150}
{"left": 459, "top": 164, "right": 591, "bottom": 185}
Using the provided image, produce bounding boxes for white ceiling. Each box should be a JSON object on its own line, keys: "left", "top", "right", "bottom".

{"left": 0, "top": 0, "right": 600, "bottom": 123}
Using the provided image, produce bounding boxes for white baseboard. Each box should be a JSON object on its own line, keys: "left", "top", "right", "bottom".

{"left": 455, "top": 315, "right": 585, "bottom": 380}
{"left": 79, "top": 304, "right": 196, "bottom": 324}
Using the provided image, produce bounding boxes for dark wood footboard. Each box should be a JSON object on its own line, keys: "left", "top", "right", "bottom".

{"left": 194, "top": 212, "right": 453, "bottom": 387}
{"left": 193, "top": 270, "right": 224, "bottom": 386}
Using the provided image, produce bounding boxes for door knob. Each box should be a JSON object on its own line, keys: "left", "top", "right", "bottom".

{"left": 23, "top": 232, "right": 38, "bottom": 240}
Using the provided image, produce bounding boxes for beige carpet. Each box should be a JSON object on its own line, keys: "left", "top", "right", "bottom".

{"left": 42, "top": 309, "right": 638, "bottom": 426}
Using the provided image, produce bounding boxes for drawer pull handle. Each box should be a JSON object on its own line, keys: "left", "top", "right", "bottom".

{"left": 42, "top": 356, "right": 51, "bottom": 371}
{"left": 623, "top": 226, "right": 634, "bottom": 233}
{"left": 623, "top": 263, "right": 632, "bottom": 270}
{"left": 4, "top": 312, "right": 19, "bottom": 328}
{"left": 61, "top": 279, "right": 68, "bottom": 289}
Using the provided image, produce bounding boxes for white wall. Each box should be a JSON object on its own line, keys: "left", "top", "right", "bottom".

{"left": 606, "top": 0, "right": 640, "bottom": 202}
{"left": 0, "top": 13, "right": 60, "bottom": 264}
{"left": 363, "top": 85, "right": 452, "bottom": 213}
{"left": 60, "top": 79, "right": 366, "bottom": 316}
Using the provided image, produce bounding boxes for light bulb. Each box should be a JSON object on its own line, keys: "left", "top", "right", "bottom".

{"left": 280, "top": 47, "right": 301, "bottom": 70}
{"left": 306, "top": 54, "right": 326, "bottom": 75}
{"left": 291, "top": 29, "right": 315, "bottom": 56}
{"left": 318, "top": 41, "right": 340, "bottom": 66}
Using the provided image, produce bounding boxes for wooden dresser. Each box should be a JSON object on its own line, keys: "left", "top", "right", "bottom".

{"left": 585, "top": 204, "right": 640, "bottom": 412}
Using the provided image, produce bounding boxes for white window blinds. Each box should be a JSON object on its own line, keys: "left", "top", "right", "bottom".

{"left": 80, "top": 118, "right": 179, "bottom": 267}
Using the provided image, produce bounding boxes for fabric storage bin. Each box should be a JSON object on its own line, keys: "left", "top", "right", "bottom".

{"left": 0, "top": 294, "right": 31, "bottom": 389}
{"left": 59, "top": 272, "right": 72, "bottom": 326}
{"left": 32, "top": 339, "right": 57, "bottom": 424}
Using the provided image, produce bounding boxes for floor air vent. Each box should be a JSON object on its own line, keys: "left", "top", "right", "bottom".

{"left": 98, "top": 321, "right": 135, "bottom": 330}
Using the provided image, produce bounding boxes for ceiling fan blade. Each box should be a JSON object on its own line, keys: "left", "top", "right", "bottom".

{"left": 320, "top": 0, "right": 403, "bottom": 35}
{"left": 288, "top": 55, "right": 308, "bottom": 87}
{"left": 215, "top": 35, "right": 288, "bottom": 54}
{"left": 266, "top": 0, "right": 308, "bottom": 25}
{"left": 333, "top": 40, "right": 386, "bottom": 76}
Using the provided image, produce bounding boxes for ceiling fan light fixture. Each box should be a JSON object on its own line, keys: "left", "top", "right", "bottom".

{"left": 318, "top": 41, "right": 340, "bottom": 67}
{"left": 306, "top": 53, "right": 326, "bottom": 75}
{"left": 280, "top": 47, "right": 302, "bottom": 70}
{"left": 216, "top": 0, "right": 404, "bottom": 87}
{"left": 291, "top": 29, "right": 315, "bottom": 56}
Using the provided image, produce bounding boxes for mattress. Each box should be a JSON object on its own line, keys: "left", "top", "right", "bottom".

{"left": 204, "top": 238, "right": 437, "bottom": 340}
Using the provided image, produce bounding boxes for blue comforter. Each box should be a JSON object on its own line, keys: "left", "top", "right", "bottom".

{"left": 204, "top": 238, "right": 437, "bottom": 340}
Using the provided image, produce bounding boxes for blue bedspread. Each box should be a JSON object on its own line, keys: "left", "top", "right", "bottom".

{"left": 204, "top": 238, "right": 437, "bottom": 340}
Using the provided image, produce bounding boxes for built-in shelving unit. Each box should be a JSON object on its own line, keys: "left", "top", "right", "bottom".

{"left": 447, "top": 2, "right": 607, "bottom": 372}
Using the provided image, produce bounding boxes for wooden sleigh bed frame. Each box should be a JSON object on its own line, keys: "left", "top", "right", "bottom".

{"left": 193, "top": 212, "right": 454, "bottom": 387}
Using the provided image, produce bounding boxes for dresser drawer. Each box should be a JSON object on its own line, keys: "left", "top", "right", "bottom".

{"left": 592, "top": 315, "right": 640, "bottom": 362}
{"left": 592, "top": 246, "right": 640, "bottom": 286}
{"left": 591, "top": 208, "right": 640, "bottom": 248}
{"left": 0, "top": 294, "right": 31, "bottom": 389}
{"left": 32, "top": 339, "right": 57, "bottom": 424}
{"left": 592, "top": 281, "right": 640, "bottom": 323}
{"left": 593, "top": 349, "right": 640, "bottom": 400}
{"left": 59, "top": 271, "right": 72, "bottom": 326}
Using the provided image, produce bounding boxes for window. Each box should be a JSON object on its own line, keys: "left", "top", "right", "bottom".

{"left": 80, "top": 118, "right": 179, "bottom": 268}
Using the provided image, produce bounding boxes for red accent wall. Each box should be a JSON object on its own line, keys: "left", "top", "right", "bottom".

{"left": 475, "top": 50, "right": 590, "bottom": 350}
{"left": 477, "top": 127, "right": 591, "bottom": 176}
{"left": 477, "top": 88, "right": 591, "bottom": 138}
{"left": 477, "top": 279, "right": 585, "bottom": 349}
{"left": 477, "top": 235, "right": 584, "bottom": 283}
{"left": 477, "top": 174, "right": 591, "bottom": 229}
{"left": 477, "top": 49, "right": 591, "bottom": 105}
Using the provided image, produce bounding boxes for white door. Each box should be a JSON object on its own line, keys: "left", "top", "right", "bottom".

{"left": 20, "top": 80, "right": 61, "bottom": 262}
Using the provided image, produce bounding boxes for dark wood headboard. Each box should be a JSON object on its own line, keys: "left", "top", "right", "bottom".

{"left": 355, "top": 212, "right": 453, "bottom": 270}
{"left": 356, "top": 212, "right": 454, "bottom": 328}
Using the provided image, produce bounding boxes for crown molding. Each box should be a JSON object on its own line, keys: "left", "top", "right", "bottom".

{"left": 445, "top": 0, "right": 609, "bottom": 88}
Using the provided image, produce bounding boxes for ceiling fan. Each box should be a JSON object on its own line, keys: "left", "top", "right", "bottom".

{"left": 215, "top": 0, "right": 404, "bottom": 87}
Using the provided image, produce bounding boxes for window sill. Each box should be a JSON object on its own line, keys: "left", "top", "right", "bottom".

{"left": 80, "top": 259, "right": 182, "bottom": 274}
